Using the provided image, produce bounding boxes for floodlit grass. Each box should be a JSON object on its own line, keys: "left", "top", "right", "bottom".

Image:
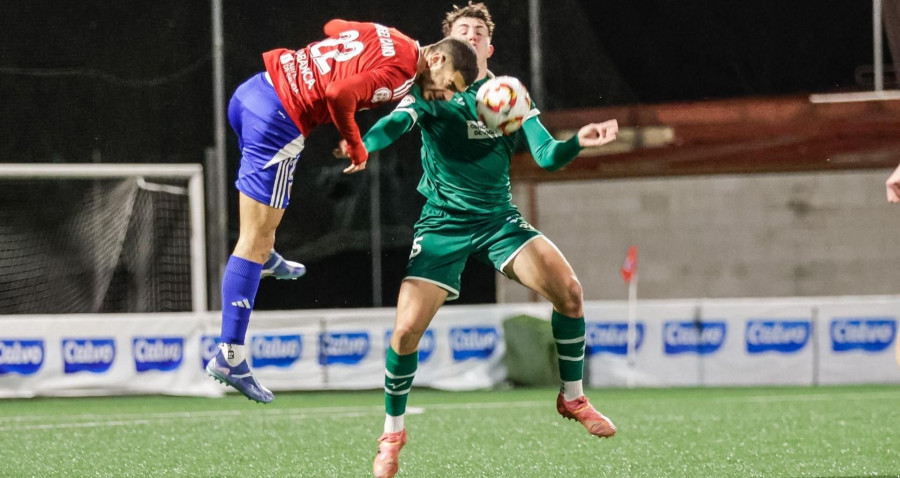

{"left": 1, "top": 385, "right": 898, "bottom": 477}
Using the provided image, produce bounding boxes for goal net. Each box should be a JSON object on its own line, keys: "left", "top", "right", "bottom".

{"left": 0, "top": 164, "right": 207, "bottom": 314}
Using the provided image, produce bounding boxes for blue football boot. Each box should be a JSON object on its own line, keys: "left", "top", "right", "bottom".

{"left": 206, "top": 346, "right": 274, "bottom": 403}
{"left": 261, "top": 249, "right": 306, "bottom": 280}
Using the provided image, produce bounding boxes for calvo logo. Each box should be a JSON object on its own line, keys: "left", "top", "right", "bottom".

{"left": 133, "top": 337, "right": 183, "bottom": 372}
{"left": 664, "top": 321, "right": 727, "bottom": 355}
{"left": 450, "top": 327, "right": 498, "bottom": 362}
{"left": 251, "top": 334, "right": 302, "bottom": 368}
{"left": 0, "top": 339, "right": 44, "bottom": 375}
{"left": 319, "top": 332, "right": 370, "bottom": 365}
{"left": 831, "top": 318, "right": 896, "bottom": 353}
{"left": 585, "top": 322, "right": 644, "bottom": 356}
{"left": 62, "top": 338, "right": 116, "bottom": 374}
{"left": 745, "top": 320, "right": 810, "bottom": 354}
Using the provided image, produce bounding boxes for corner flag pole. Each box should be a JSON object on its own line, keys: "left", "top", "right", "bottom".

{"left": 620, "top": 246, "right": 638, "bottom": 388}
{"left": 626, "top": 272, "right": 638, "bottom": 388}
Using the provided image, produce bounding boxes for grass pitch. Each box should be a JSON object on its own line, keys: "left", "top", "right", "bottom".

{"left": 1, "top": 385, "right": 898, "bottom": 477}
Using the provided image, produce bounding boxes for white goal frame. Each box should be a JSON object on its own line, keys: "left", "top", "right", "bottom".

{"left": 0, "top": 163, "right": 208, "bottom": 312}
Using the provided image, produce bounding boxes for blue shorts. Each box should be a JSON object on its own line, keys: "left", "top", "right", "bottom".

{"left": 228, "top": 72, "right": 305, "bottom": 209}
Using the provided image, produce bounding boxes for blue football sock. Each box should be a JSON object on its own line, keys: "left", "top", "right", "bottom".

{"left": 220, "top": 255, "right": 263, "bottom": 345}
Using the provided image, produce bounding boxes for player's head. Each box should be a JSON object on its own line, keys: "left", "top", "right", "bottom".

{"left": 442, "top": 2, "right": 494, "bottom": 68}
{"left": 418, "top": 37, "right": 478, "bottom": 100}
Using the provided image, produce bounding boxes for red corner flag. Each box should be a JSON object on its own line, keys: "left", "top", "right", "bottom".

{"left": 621, "top": 246, "right": 638, "bottom": 284}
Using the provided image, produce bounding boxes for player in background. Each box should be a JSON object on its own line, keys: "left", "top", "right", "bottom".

{"left": 888, "top": 163, "right": 900, "bottom": 365}
{"left": 335, "top": 4, "right": 617, "bottom": 477}
{"left": 886, "top": 163, "right": 900, "bottom": 203}
{"left": 206, "top": 19, "right": 478, "bottom": 404}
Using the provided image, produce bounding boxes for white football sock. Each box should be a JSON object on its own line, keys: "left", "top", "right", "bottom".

{"left": 222, "top": 343, "right": 245, "bottom": 366}
{"left": 384, "top": 414, "right": 405, "bottom": 434}
{"left": 562, "top": 380, "right": 584, "bottom": 401}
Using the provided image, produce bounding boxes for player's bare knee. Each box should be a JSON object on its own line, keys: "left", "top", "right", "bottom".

{"left": 391, "top": 327, "right": 424, "bottom": 355}
{"left": 234, "top": 233, "right": 276, "bottom": 263}
{"left": 553, "top": 276, "right": 583, "bottom": 317}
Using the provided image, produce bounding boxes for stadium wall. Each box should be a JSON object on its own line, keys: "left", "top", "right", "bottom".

{"left": 502, "top": 169, "right": 900, "bottom": 303}
{"left": 1, "top": 296, "right": 896, "bottom": 398}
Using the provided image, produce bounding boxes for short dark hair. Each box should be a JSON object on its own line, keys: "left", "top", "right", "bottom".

{"left": 431, "top": 37, "right": 479, "bottom": 86}
{"left": 442, "top": 2, "right": 495, "bottom": 37}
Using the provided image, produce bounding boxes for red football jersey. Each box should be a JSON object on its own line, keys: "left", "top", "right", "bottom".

{"left": 263, "top": 20, "right": 419, "bottom": 158}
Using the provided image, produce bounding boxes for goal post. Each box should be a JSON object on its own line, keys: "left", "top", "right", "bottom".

{"left": 0, "top": 163, "right": 207, "bottom": 313}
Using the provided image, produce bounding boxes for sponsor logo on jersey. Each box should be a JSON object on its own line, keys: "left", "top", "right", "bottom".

{"left": 62, "top": 338, "right": 115, "bottom": 374}
{"left": 251, "top": 334, "right": 302, "bottom": 368}
{"left": 374, "top": 24, "right": 396, "bottom": 57}
{"left": 467, "top": 120, "right": 502, "bottom": 139}
{"left": 385, "top": 329, "right": 435, "bottom": 363}
{"left": 133, "top": 337, "right": 183, "bottom": 372}
{"left": 585, "top": 322, "right": 645, "bottom": 356}
{"left": 745, "top": 320, "right": 810, "bottom": 354}
{"left": 280, "top": 52, "right": 300, "bottom": 94}
{"left": 664, "top": 321, "right": 727, "bottom": 355}
{"left": 280, "top": 50, "right": 315, "bottom": 94}
{"left": 200, "top": 335, "right": 220, "bottom": 368}
{"left": 450, "top": 327, "right": 498, "bottom": 361}
{"left": 372, "top": 87, "right": 391, "bottom": 103}
{"left": 296, "top": 50, "right": 315, "bottom": 90}
{"left": 0, "top": 339, "right": 44, "bottom": 375}
{"left": 319, "top": 332, "right": 370, "bottom": 365}
{"left": 831, "top": 318, "right": 896, "bottom": 352}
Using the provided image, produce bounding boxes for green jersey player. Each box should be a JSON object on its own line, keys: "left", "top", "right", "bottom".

{"left": 336, "top": 4, "right": 619, "bottom": 477}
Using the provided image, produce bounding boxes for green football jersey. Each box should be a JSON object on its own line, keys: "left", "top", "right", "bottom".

{"left": 395, "top": 77, "right": 539, "bottom": 215}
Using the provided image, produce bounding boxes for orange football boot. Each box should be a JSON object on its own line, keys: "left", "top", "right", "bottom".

{"left": 557, "top": 393, "right": 617, "bottom": 438}
{"left": 373, "top": 429, "right": 408, "bottom": 478}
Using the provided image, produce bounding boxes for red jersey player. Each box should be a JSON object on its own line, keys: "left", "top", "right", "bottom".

{"left": 206, "top": 20, "right": 478, "bottom": 404}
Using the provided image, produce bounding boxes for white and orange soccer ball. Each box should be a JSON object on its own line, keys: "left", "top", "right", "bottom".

{"left": 475, "top": 76, "right": 532, "bottom": 135}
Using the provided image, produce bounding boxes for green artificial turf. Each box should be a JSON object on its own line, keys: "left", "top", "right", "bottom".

{"left": 1, "top": 385, "right": 898, "bottom": 477}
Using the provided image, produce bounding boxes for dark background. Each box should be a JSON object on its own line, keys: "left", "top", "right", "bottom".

{"left": 0, "top": 1, "right": 882, "bottom": 309}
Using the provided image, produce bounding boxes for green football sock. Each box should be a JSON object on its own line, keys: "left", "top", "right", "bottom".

{"left": 384, "top": 345, "right": 417, "bottom": 417}
{"left": 552, "top": 311, "right": 585, "bottom": 382}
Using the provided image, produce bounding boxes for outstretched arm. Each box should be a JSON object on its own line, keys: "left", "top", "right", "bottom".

{"left": 887, "top": 163, "right": 900, "bottom": 203}
{"left": 524, "top": 117, "right": 618, "bottom": 172}
{"left": 324, "top": 71, "right": 385, "bottom": 168}
{"left": 334, "top": 109, "right": 416, "bottom": 174}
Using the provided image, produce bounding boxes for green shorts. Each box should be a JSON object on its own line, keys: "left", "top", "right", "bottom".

{"left": 405, "top": 203, "right": 543, "bottom": 300}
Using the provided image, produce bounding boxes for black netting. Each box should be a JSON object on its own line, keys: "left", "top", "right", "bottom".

{"left": 0, "top": 178, "right": 193, "bottom": 313}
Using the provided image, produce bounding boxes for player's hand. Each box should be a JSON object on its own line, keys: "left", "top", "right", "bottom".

{"left": 577, "top": 120, "right": 619, "bottom": 148}
{"left": 887, "top": 164, "right": 900, "bottom": 203}
{"left": 333, "top": 139, "right": 368, "bottom": 174}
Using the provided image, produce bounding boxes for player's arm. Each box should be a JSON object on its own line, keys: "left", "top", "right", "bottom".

{"left": 364, "top": 110, "right": 416, "bottom": 152}
{"left": 336, "top": 88, "right": 427, "bottom": 174}
{"left": 323, "top": 19, "right": 354, "bottom": 36}
{"left": 324, "top": 71, "right": 382, "bottom": 167}
{"left": 335, "top": 111, "right": 415, "bottom": 174}
{"left": 523, "top": 117, "right": 618, "bottom": 172}
{"left": 887, "top": 163, "right": 900, "bottom": 203}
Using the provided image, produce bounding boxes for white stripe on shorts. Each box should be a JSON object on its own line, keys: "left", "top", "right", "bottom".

{"left": 269, "top": 159, "right": 291, "bottom": 208}
{"left": 263, "top": 134, "right": 305, "bottom": 170}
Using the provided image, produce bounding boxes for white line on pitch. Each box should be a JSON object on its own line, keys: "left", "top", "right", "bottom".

{"left": 0, "top": 401, "right": 553, "bottom": 432}
{"left": 0, "top": 405, "right": 436, "bottom": 431}
{"left": 1, "top": 391, "right": 897, "bottom": 431}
